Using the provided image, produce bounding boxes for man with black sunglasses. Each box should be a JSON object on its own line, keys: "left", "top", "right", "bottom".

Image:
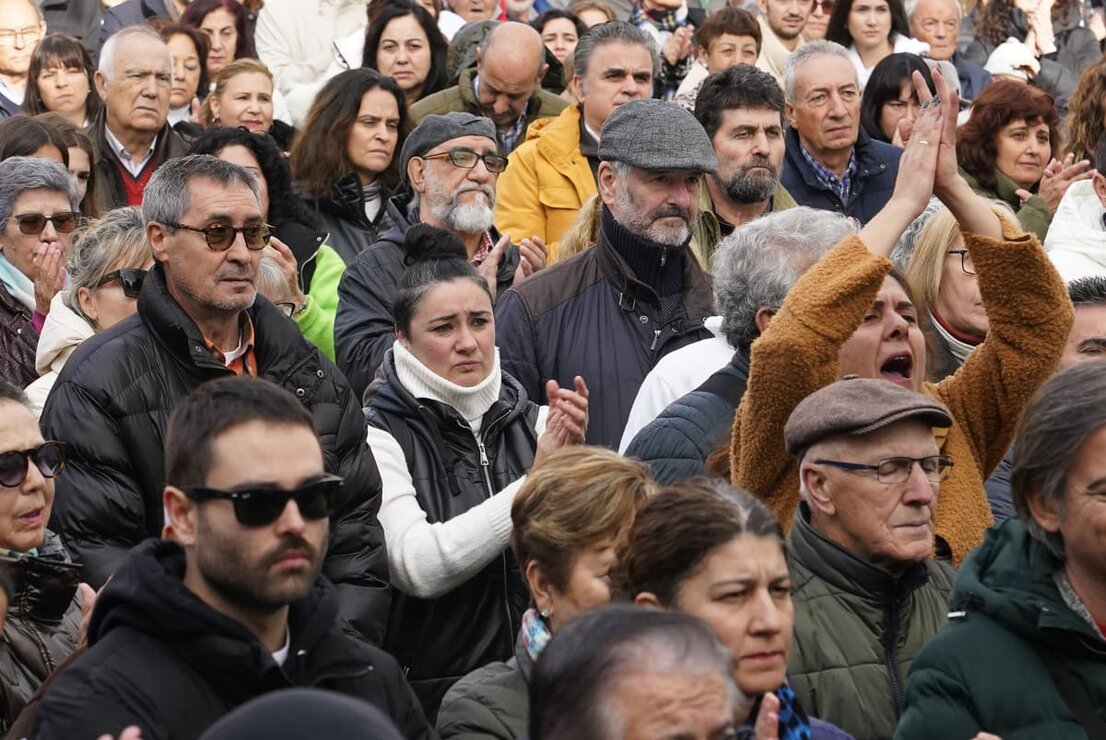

{"left": 34, "top": 376, "right": 432, "bottom": 740}
{"left": 40, "top": 154, "right": 392, "bottom": 647}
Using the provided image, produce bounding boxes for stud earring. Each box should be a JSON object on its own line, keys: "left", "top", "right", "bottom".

{"left": 540, "top": 608, "right": 551, "bottom": 619}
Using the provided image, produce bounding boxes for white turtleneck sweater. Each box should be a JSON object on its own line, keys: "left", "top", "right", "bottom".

{"left": 368, "top": 343, "right": 548, "bottom": 599}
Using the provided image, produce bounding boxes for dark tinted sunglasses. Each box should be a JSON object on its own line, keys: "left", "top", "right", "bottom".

{"left": 0, "top": 441, "right": 66, "bottom": 488}
{"left": 185, "top": 474, "right": 341, "bottom": 527}
{"left": 14, "top": 212, "right": 80, "bottom": 235}
{"left": 96, "top": 268, "right": 147, "bottom": 298}
{"left": 164, "top": 221, "right": 272, "bottom": 251}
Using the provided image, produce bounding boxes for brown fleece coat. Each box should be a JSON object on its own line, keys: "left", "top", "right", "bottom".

{"left": 729, "top": 218, "right": 1072, "bottom": 564}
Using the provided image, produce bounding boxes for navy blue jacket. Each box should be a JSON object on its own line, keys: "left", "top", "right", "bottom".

{"left": 951, "top": 53, "right": 992, "bottom": 101}
{"left": 782, "top": 127, "right": 902, "bottom": 225}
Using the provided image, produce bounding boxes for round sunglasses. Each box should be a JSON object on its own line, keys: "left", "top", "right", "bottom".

{"left": 164, "top": 221, "right": 272, "bottom": 251}
{"left": 13, "top": 212, "right": 80, "bottom": 236}
{"left": 96, "top": 268, "right": 148, "bottom": 299}
{"left": 184, "top": 474, "right": 342, "bottom": 527}
{"left": 0, "top": 441, "right": 66, "bottom": 488}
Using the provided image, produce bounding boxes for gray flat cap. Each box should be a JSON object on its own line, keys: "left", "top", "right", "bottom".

{"left": 598, "top": 98, "right": 717, "bottom": 173}
{"left": 784, "top": 378, "right": 952, "bottom": 457}
{"left": 399, "top": 112, "right": 498, "bottom": 184}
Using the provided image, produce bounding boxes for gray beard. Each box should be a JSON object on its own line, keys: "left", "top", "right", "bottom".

{"left": 717, "top": 171, "right": 780, "bottom": 205}
{"left": 439, "top": 200, "right": 495, "bottom": 234}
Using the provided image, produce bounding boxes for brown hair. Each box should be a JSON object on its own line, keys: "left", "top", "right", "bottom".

{"left": 511, "top": 447, "right": 656, "bottom": 591}
{"left": 695, "top": 7, "right": 761, "bottom": 56}
{"left": 567, "top": 0, "right": 616, "bottom": 22}
{"left": 1063, "top": 58, "right": 1106, "bottom": 162}
{"left": 200, "top": 58, "right": 273, "bottom": 127}
{"left": 956, "top": 79, "right": 1060, "bottom": 191}
{"left": 33, "top": 112, "right": 99, "bottom": 218}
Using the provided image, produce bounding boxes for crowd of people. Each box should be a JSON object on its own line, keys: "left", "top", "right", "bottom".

{"left": 0, "top": 0, "right": 1105, "bottom": 737}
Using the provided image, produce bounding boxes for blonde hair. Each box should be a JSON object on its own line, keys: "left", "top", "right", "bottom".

{"left": 511, "top": 446, "right": 656, "bottom": 591}
{"left": 556, "top": 194, "right": 602, "bottom": 261}
{"left": 200, "top": 58, "right": 274, "bottom": 127}
{"left": 903, "top": 206, "right": 961, "bottom": 316}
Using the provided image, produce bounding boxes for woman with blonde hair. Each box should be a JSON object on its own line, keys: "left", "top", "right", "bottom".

{"left": 201, "top": 59, "right": 296, "bottom": 151}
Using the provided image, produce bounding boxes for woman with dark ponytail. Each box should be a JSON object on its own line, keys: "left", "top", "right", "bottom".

{"left": 363, "top": 224, "right": 589, "bottom": 720}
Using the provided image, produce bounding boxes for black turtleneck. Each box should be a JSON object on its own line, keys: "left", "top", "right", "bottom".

{"left": 601, "top": 206, "right": 686, "bottom": 298}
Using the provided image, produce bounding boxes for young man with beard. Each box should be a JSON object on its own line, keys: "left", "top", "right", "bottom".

{"left": 335, "top": 112, "right": 545, "bottom": 397}
{"left": 34, "top": 376, "right": 432, "bottom": 740}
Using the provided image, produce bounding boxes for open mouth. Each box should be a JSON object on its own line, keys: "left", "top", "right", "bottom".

{"left": 880, "top": 354, "right": 913, "bottom": 382}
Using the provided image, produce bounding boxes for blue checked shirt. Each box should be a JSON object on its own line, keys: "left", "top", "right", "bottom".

{"left": 799, "top": 143, "right": 858, "bottom": 205}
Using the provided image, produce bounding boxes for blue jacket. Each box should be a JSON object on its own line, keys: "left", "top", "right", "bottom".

{"left": 624, "top": 350, "right": 748, "bottom": 484}
{"left": 782, "top": 127, "right": 902, "bottom": 225}
{"left": 952, "top": 53, "right": 992, "bottom": 101}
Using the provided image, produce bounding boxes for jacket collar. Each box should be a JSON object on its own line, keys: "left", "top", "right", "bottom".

{"left": 785, "top": 127, "right": 885, "bottom": 193}
{"left": 0, "top": 530, "right": 80, "bottom": 623}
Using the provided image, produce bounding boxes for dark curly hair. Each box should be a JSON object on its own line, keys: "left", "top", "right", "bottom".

{"left": 1063, "top": 58, "right": 1106, "bottom": 162}
{"left": 975, "top": 0, "right": 1079, "bottom": 49}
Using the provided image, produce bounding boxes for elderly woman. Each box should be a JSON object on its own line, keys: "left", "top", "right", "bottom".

{"left": 160, "top": 24, "right": 209, "bottom": 130}
{"left": 436, "top": 446, "right": 655, "bottom": 739}
{"left": 896, "top": 361, "right": 1106, "bottom": 737}
{"left": 25, "top": 208, "right": 151, "bottom": 417}
{"left": 725, "top": 71, "right": 1072, "bottom": 565}
{"left": 0, "top": 380, "right": 83, "bottom": 734}
{"left": 365, "top": 224, "right": 588, "bottom": 719}
{"left": 0, "top": 157, "right": 80, "bottom": 388}
{"left": 957, "top": 79, "right": 1093, "bottom": 241}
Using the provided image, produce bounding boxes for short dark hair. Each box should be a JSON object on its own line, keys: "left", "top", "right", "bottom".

{"left": 362, "top": 0, "right": 448, "bottom": 100}
{"left": 860, "top": 53, "right": 935, "bottom": 143}
{"left": 1069, "top": 275, "right": 1106, "bottom": 306}
{"left": 23, "top": 33, "right": 103, "bottom": 124}
{"left": 393, "top": 224, "right": 492, "bottom": 335}
{"left": 0, "top": 379, "right": 30, "bottom": 409}
{"left": 533, "top": 9, "right": 588, "bottom": 41}
{"left": 694, "top": 64, "right": 784, "bottom": 141}
{"left": 530, "top": 604, "right": 736, "bottom": 740}
{"left": 694, "top": 7, "right": 761, "bottom": 57}
{"left": 180, "top": 0, "right": 256, "bottom": 61}
{"left": 165, "top": 376, "right": 317, "bottom": 489}
{"left": 0, "top": 114, "right": 70, "bottom": 167}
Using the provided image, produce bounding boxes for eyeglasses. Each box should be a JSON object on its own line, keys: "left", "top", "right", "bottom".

{"left": 946, "top": 249, "right": 975, "bottom": 275}
{"left": 96, "top": 268, "right": 147, "bottom": 299}
{"left": 421, "top": 148, "right": 509, "bottom": 174}
{"left": 273, "top": 300, "right": 297, "bottom": 318}
{"left": 163, "top": 222, "right": 272, "bottom": 251}
{"left": 0, "top": 27, "right": 41, "bottom": 46}
{"left": 13, "top": 212, "right": 80, "bottom": 235}
{"left": 184, "top": 474, "right": 342, "bottom": 527}
{"left": 810, "top": 0, "right": 834, "bottom": 11}
{"left": 814, "top": 455, "right": 953, "bottom": 484}
{"left": 0, "top": 442, "right": 66, "bottom": 488}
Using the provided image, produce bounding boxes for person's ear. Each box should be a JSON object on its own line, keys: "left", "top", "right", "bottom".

{"left": 1092, "top": 172, "right": 1106, "bottom": 207}
{"left": 802, "top": 463, "right": 837, "bottom": 517}
{"left": 147, "top": 222, "right": 170, "bottom": 263}
{"left": 785, "top": 101, "right": 798, "bottom": 129}
{"left": 164, "top": 486, "right": 198, "bottom": 546}
{"left": 407, "top": 157, "right": 427, "bottom": 194}
{"left": 634, "top": 592, "right": 662, "bottom": 608}
{"left": 76, "top": 286, "right": 99, "bottom": 327}
{"left": 525, "top": 560, "right": 557, "bottom": 615}
{"left": 395, "top": 326, "right": 413, "bottom": 350}
{"left": 1024, "top": 484, "right": 1063, "bottom": 535}
{"left": 93, "top": 70, "right": 108, "bottom": 101}
{"left": 209, "top": 94, "right": 221, "bottom": 122}
{"left": 537, "top": 62, "right": 549, "bottom": 83}
{"left": 596, "top": 161, "right": 618, "bottom": 206}
{"left": 755, "top": 307, "right": 776, "bottom": 334}
{"left": 475, "top": 47, "right": 484, "bottom": 71}
{"left": 572, "top": 75, "right": 586, "bottom": 104}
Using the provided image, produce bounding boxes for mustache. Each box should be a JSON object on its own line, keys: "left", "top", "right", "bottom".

{"left": 264, "top": 534, "right": 320, "bottom": 567}
{"left": 216, "top": 265, "right": 254, "bottom": 281}
{"left": 743, "top": 156, "right": 778, "bottom": 175}
{"left": 649, "top": 206, "right": 691, "bottom": 224}
{"left": 454, "top": 184, "right": 495, "bottom": 201}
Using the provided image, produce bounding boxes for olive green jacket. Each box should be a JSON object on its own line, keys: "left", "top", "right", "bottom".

{"left": 960, "top": 168, "right": 1052, "bottom": 242}
{"left": 787, "top": 504, "right": 956, "bottom": 740}
{"left": 693, "top": 184, "right": 797, "bottom": 269}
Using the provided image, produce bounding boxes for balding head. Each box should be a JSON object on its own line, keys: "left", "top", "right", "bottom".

{"left": 475, "top": 22, "right": 548, "bottom": 130}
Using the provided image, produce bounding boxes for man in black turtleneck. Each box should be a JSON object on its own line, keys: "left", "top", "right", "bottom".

{"left": 495, "top": 98, "right": 717, "bottom": 448}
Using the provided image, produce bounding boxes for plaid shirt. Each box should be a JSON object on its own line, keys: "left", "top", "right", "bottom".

{"left": 411, "top": 208, "right": 495, "bottom": 265}
{"left": 799, "top": 143, "right": 857, "bottom": 205}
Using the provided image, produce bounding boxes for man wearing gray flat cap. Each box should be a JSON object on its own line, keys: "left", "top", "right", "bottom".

{"left": 495, "top": 98, "right": 716, "bottom": 448}
{"left": 336, "top": 111, "right": 545, "bottom": 397}
{"left": 781, "top": 377, "right": 958, "bottom": 740}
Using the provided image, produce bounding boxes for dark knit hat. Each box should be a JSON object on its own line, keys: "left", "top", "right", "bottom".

{"left": 598, "top": 98, "right": 718, "bottom": 173}
{"left": 399, "top": 112, "right": 497, "bottom": 184}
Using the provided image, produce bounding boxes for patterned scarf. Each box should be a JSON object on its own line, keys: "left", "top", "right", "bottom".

{"left": 520, "top": 607, "right": 552, "bottom": 663}
{"left": 775, "top": 685, "right": 812, "bottom": 740}
{"left": 629, "top": 1, "right": 684, "bottom": 33}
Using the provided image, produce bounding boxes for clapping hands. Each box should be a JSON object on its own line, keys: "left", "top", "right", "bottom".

{"left": 534, "top": 376, "right": 589, "bottom": 466}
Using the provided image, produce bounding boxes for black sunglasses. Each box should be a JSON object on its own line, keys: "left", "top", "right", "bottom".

{"left": 0, "top": 441, "right": 66, "bottom": 488}
{"left": 163, "top": 221, "right": 272, "bottom": 251}
{"left": 13, "top": 212, "right": 80, "bottom": 235}
{"left": 185, "top": 474, "right": 341, "bottom": 527}
{"left": 96, "top": 268, "right": 147, "bottom": 298}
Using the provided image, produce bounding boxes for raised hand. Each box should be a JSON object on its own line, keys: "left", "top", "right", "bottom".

{"left": 478, "top": 232, "right": 511, "bottom": 303}
{"left": 753, "top": 691, "right": 781, "bottom": 740}
{"left": 910, "top": 68, "right": 960, "bottom": 199}
{"left": 31, "top": 242, "right": 65, "bottom": 316}
{"left": 514, "top": 235, "right": 547, "bottom": 284}
{"left": 1017, "top": 153, "right": 1095, "bottom": 214}
{"left": 264, "top": 236, "right": 306, "bottom": 307}
{"left": 533, "top": 376, "right": 589, "bottom": 466}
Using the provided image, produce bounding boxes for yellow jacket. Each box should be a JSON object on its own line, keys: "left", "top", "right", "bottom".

{"left": 494, "top": 104, "right": 596, "bottom": 263}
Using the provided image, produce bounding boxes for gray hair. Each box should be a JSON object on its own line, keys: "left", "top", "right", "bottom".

{"left": 573, "top": 21, "right": 659, "bottom": 88}
{"left": 98, "top": 24, "right": 169, "bottom": 80}
{"left": 256, "top": 254, "right": 292, "bottom": 302}
{"left": 713, "top": 206, "right": 855, "bottom": 353}
{"left": 0, "top": 156, "right": 78, "bottom": 229}
{"left": 890, "top": 197, "right": 943, "bottom": 269}
{"left": 904, "top": 0, "right": 962, "bottom": 20}
{"left": 65, "top": 207, "right": 149, "bottom": 316}
{"left": 142, "top": 154, "right": 261, "bottom": 230}
{"left": 783, "top": 40, "right": 854, "bottom": 103}
{"left": 1011, "top": 362, "right": 1106, "bottom": 558}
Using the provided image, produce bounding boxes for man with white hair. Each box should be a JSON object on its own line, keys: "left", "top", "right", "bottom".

{"left": 91, "top": 25, "right": 187, "bottom": 212}
{"left": 0, "top": 0, "right": 45, "bottom": 117}
{"left": 906, "top": 0, "right": 991, "bottom": 100}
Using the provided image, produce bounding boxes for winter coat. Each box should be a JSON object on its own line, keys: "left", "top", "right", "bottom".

{"left": 89, "top": 108, "right": 189, "bottom": 212}
{"left": 693, "top": 184, "right": 798, "bottom": 269}
{"left": 729, "top": 216, "right": 1072, "bottom": 563}
{"left": 364, "top": 352, "right": 536, "bottom": 718}
{"left": 25, "top": 292, "right": 93, "bottom": 419}
{"left": 960, "top": 168, "right": 1052, "bottom": 242}
{"left": 335, "top": 191, "right": 520, "bottom": 400}
{"left": 0, "top": 280, "right": 37, "bottom": 388}
{"left": 271, "top": 217, "right": 344, "bottom": 363}
{"left": 623, "top": 349, "right": 748, "bottom": 484}
{"left": 493, "top": 104, "right": 595, "bottom": 263}
{"left": 951, "top": 53, "right": 992, "bottom": 101}
{"left": 787, "top": 504, "right": 955, "bottom": 740}
{"left": 0, "top": 531, "right": 82, "bottom": 735}
{"left": 408, "top": 69, "right": 568, "bottom": 154}
{"left": 495, "top": 208, "right": 715, "bottom": 448}
{"left": 99, "top": 0, "right": 172, "bottom": 48}
{"left": 781, "top": 127, "right": 902, "bottom": 225}
{"left": 436, "top": 630, "right": 533, "bottom": 740}
{"left": 895, "top": 518, "right": 1106, "bottom": 739}
{"left": 40, "top": 0, "right": 101, "bottom": 53}
{"left": 33, "top": 540, "right": 433, "bottom": 740}
{"left": 305, "top": 174, "right": 393, "bottom": 266}
{"left": 1045, "top": 179, "right": 1106, "bottom": 282}
{"left": 39, "top": 264, "right": 391, "bottom": 644}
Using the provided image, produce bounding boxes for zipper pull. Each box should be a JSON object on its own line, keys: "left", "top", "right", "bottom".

{"left": 477, "top": 441, "right": 489, "bottom": 467}
{"left": 660, "top": 247, "right": 667, "bottom": 267}
{"left": 650, "top": 328, "right": 661, "bottom": 351}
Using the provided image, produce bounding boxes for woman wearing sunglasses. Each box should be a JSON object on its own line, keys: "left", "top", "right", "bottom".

{"left": 0, "top": 156, "right": 80, "bottom": 388}
{"left": 25, "top": 208, "right": 152, "bottom": 419}
{"left": 0, "top": 379, "right": 84, "bottom": 734}
{"left": 364, "top": 224, "right": 588, "bottom": 720}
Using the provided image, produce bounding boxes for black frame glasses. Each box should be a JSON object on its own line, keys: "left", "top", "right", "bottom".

{"left": 946, "top": 250, "right": 975, "bottom": 276}
{"left": 163, "top": 222, "right": 272, "bottom": 251}
{"left": 0, "top": 441, "right": 66, "bottom": 488}
{"left": 273, "top": 300, "right": 297, "bottom": 318}
{"left": 184, "top": 474, "right": 342, "bottom": 527}
{"left": 13, "top": 212, "right": 80, "bottom": 235}
{"left": 814, "top": 455, "right": 953, "bottom": 484}
{"left": 422, "top": 147, "right": 509, "bottom": 174}
{"left": 96, "top": 268, "right": 147, "bottom": 299}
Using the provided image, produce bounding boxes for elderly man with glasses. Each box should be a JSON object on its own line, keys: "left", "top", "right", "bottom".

{"left": 0, "top": 0, "right": 45, "bottom": 118}
{"left": 39, "top": 154, "right": 393, "bottom": 647}
{"left": 780, "top": 377, "right": 959, "bottom": 739}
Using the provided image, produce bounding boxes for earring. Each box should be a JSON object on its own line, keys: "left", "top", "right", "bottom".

{"left": 540, "top": 607, "right": 551, "bottom": 619}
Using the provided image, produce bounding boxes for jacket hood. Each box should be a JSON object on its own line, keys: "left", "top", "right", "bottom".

{"left": 35, "top": 292, "right": 94, "bottom": 376}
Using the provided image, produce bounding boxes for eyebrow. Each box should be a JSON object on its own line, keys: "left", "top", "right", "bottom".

{"left": 1078, "top": 337, "right": 1106, "bottom": 352}
{"left": 428, "top": 309, "right": 491, "bottom": 323}
{"left": 225, "top": 473, "right": 328, "bottom": 491}
{"left": 201, "top": 213, "right": 263, "bottom": 223}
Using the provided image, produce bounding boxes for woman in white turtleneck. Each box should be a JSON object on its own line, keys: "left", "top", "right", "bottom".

{"left": 363, "top": 224, "right": 588, "bottom": 718}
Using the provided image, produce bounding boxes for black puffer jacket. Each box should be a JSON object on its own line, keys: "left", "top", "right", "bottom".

{"left": 0, "top": 530, "right": 81, "bottom": 735}
{"left": 40, "top": 265, "right": 391, "bottom": 644}
{"left": 335, "top": 191, "right": 519, "bottom": 400}
{"left": 364, "top": 352, "right": 535, "bottom": 719}
{"left": 33, "top": 540, "right": 433, "bottom": 740}
{"left": 305, "top": 174, "right": 392, "bottom": 266}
